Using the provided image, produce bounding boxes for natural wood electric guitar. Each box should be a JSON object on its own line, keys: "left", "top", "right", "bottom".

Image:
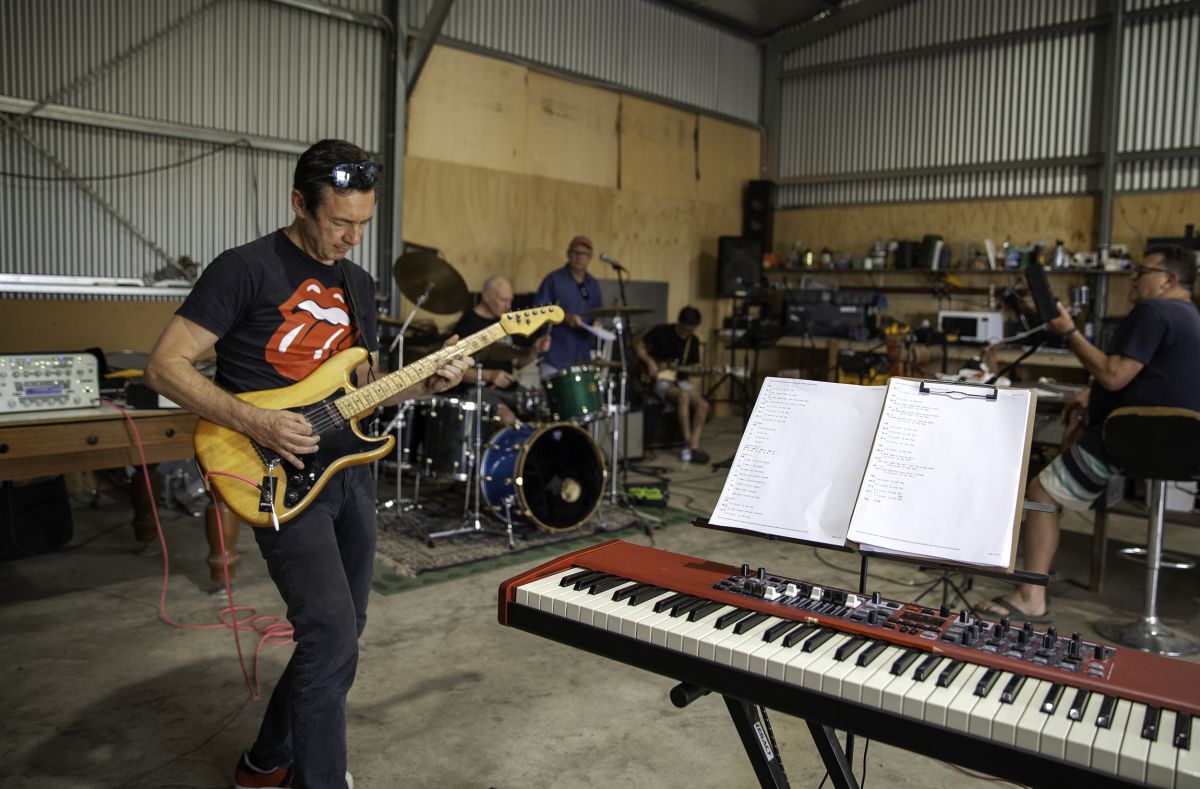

{"left": 194, "top": 306, "right": 563, "bottom": 527}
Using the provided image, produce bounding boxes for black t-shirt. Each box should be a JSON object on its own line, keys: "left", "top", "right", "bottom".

{"left": 642, "top": 323, "right": 700, "bottom": 380}
{"left": 177, "top": 229, "right": 379, "bottom": 395}
{"left": 1080, "top": 298, "right": 1200, "bottom": 456}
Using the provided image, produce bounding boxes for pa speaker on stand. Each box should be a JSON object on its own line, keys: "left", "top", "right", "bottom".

{"left": 717, "top": 236, "right": 763, "bottom": 298}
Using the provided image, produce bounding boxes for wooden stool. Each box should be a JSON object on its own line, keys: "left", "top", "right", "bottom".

{"left": 1094, "top": 406, "right": 1200, "bottom": 656}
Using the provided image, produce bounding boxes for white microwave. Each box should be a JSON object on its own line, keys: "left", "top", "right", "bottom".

{"left": 937, "top": 310, "right": 1005, "bottom": 343}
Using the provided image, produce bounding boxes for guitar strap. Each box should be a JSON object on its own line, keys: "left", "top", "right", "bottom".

{"left": 337, "top": 258, "right": 371, "bottom": 354}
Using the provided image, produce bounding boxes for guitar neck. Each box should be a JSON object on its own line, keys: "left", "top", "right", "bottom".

{"left": 333, "top": 323, "right": 507, "bottom": 419}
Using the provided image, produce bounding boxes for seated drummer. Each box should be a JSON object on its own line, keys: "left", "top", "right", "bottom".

{"left": 635, "top": 306, "right": 711, "bottom": 464}
{"left": 450, "top": 275, "right": 550, "bottom": 425}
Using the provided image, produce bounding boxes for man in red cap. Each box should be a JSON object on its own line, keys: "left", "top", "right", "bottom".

{"left": 535, "top": 235, "right": 604, "bottom": 376}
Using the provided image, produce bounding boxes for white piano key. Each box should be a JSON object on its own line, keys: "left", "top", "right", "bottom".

{"left": 842, "top": 645, "right": 906, "bottom": 706}
{"left": 631, "top": 607, "right": 683, "bottom": 644}
{"left": 799, "top": 635, "right": 859, "bottom": 692}
{"left": 1143, "top": 709, "right": 1177, "bottom": 789}
{"left": 568, "top": 582, "right": 639, "bottom": 628}
{"left": 1036, "top": 688, "right": 1078, "bottom": 761}
{"left": 944, "top": 669, "right": 987, "bottom": 732}
{"left": 779, "top": 632, "right": 844, "bottom": 687}
{"left": 880, "top": 655, "right": 927, "bottom": 714}
{"left": 1013, "top": 683, "right": 1058, "bottom": 753}
{"left": 1063, "top": 692, "right": 1103, "bottom": 770}
{"left": 746, "top": 631, "right": 807, "bottom": 678}
{"left": 967, "top": 672, "right": 1015, "bottom": 739}
{"left": 900, "top": 658, "right": 948, "bottom": 720}
{"left": 923, "top": 664, "right": 986, "bottom": 729}
{"left": 992, "top": 678, "right": 1047, "bottom": 747}
{"left": 820, "top": 641, "right": 873, "bottom": 698}
{"left": 662, "top": 606, "right": 736, "bottom": 650}
{"left": 514, "top": 568, "right": 580, "bottom": 607}
{"left": 713, "top": 616, "right": 779, "bottom": 666}
{"left": 692, "top": 613, "right": 752, "bottom": 661}
{"left": 551, "top": 582, "right": 607, "bottom": 618}
{"left": 859, "top": 650, "right": 911, "bottom": 708}
{"left": 1177, "top": 715, "right": 1200, "bottom": 789}
{"left": 1116, "top": 702, "right": 1152, "bottom": 784}
{"left": 725, "top": 618, "right": 791, "bottom": 672}
{"left": 591, "top": 584, "right": 644, "bottom": 631}
{"left": 1092, "top": 698, "right": 1133, "bottom": 776}
{"left": 763, "top": 629, "right": 822, "bottom": 681}
{"left": 676, "top": 608, "right": 740, "bottom": 653}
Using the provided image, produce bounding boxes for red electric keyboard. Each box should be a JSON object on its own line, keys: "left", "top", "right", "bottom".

{"left": 499, "top": 539, "right": 1200, "bottom": 789}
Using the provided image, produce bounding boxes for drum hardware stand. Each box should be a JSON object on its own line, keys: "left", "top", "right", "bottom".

{"left": 426, "top": 363, "right": 488, "bottom": 544}
{"left": 380, "top": 283, "right": 432, "bottom": 515}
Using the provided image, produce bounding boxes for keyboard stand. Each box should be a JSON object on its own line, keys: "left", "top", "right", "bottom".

{"left": 671, "top": 682, "right": 859, "bottom": 789}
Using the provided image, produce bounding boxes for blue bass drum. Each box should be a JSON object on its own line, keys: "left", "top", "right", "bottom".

{"left": 480, "top": 422, "right": 607, "bottom": 531}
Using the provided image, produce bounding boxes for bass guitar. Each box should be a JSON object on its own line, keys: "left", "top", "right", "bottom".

{"left": 648, "top": 363, "right": 746, "bottom": 385}
{"left": 194, "top": 306, "right": 563, "bottom": 527}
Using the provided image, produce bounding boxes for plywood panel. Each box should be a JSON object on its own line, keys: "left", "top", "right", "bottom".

{"left": 611, "top": 190, "right": 698, "bottom": 319}
{"left": 697, "top": 115, "right": 761, "bottom": 207}
{"left": 407, "top": 46, "right": 528, "bottom": 175}
{"left": 400, "top": 156, "right": 525, "bottom": 323}
{"left": 619, "top": 96, "right": 697, "bottom": 202}
{"left": 1112, "top": 190, "right": 1200, "bottom": 254}
{"left": 525, "top": 71, "right": 619, "bottom": 189}
{"left": 519, "top": 174, "right": 615, "bottom": 295}
{"left": 774, "top": 196, "right": 1098, "bottom": 260}
{"left": 0, "top": 299, "right": 181, "bottom": 355}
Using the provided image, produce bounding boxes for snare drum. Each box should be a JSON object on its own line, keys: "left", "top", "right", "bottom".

{"left": 411, "top": 396, "right": 497, "bottom": 480}
{"left": 479, "top": 422, "right": 606, "bottom": 531}
{"left": 543, "top": 365, "right": 603, "bottom": 422}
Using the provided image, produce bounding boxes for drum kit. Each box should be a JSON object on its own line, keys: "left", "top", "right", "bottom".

{"left": 376, "top": 251, "right": 651, "bottom": 548}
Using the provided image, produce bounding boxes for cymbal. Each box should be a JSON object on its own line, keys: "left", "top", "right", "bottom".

{"left": 393, "top": 251, "right": 469, "bottom": 314}
{"left": 582, "top": 306, "right": 652, "bottom": 318}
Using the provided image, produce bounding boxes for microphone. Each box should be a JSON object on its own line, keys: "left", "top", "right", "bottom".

{"left": 599, "top": 252, "right": 627, "bottom": 272}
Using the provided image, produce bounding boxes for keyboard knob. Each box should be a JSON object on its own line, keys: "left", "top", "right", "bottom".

{"left": 871, "top": 591, "right": 881, "bottom": 605}
{"left": 740, "top": 563, "right": 751, "bottom": 577}
{"left": 1070, "top": 633, "right": 1083, "bottom": 657}
{"left": 939, "top": 604, "right": 950, "bottom": 618}
{"left": 1047, "top": 626, "right": 1058, "bottom": 640}
{"left": 1043, "top": 632, "right": 1056, "bottom": 649}
{"left": 1017, "top": 629, "right": 1029, "bottom": 646}
{"left": 959, "top": 609, "right": 970, "bottom": 624}
{"left": 1094, "top": 643, "right": 1107, "bottom": 660}
{"left": 756, "top": 567, "right": 766, "bottom": 580}
{"left": 867, "top": 609, "right": 880, "bottom": 626}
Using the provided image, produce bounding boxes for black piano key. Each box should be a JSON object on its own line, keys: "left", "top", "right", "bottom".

{"left": 588, "top": 576, "right": 629, "bottom": 595}
{"left": 856, "top": 641, "right": 889, "bottom": 668}
{"left": 762, "top": 619, "right": 802, "bottom": 643}
{"left": 670, "top": 597, "right": 708, "bottom": 618}
{"left": 1095, "top": 695, "right": 1118, "bottom": 729}
{"left": 1141, "top": 706, "right": 1161, "bottom": 741}
{"left": 1175, "top": 713, "right": 1192, "bottom": 749}
{"left": 935, "top": 660, "right": 965, "bottom": 688}
{"left": 802, "top": 629, "right": 837, "bottom": 653}
{"left": 1067, "top": 688, "right": 1091, "bottom": 721}
{"left": 1000, "top": 674, "right": 1027, "bottom": 704}
{"left": 611, "top": 583, "right": 650, "bottom": 601}
{"left": 715, "top": 608, "right": 754, "bottom": 629}
{"left": 1040, "top": 684, "right": 1065, "bottom": 714}
{"left": 974, "top": 668, "right": 1001, "bottom": 697}
{"left": 560, "top": 568, "right": 599, "bottom": 587}
{"left": 890, "top": 649, "right": 922, "bottom": 676}
{"left": 628, "top": 587, "right": 670, "bottom": 607}
{"left": 574, "top": 572, "right": 612, "bottom": 591}
{"left": 653, "top": 593, "right": 689, "bottom": 613}
{"left": 912, "top": 655, "right": 945, "bottom": 682}
{"left": 733, "top": 612, "right": 772, "bottom": 635}
{"left": 687, "top": 601, "right": 725, "bottom": 622}
{"left": 834, "top": 637, "right": 868, "bottom": 662}
{"left": 781, "top": 625, "right": 817, "bottom": 649}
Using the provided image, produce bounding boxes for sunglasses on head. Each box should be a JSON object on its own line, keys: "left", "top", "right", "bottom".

{"left": 312, "top": 161, "right": 381, "bottom": 189}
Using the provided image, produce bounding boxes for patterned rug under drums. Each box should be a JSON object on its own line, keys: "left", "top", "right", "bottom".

{"left": 373, "top": 481, "right": 656, "bottom": 578}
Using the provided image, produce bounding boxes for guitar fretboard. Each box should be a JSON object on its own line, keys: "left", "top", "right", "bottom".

{"left": 333, "top": 323, "right": 508, "bottom": 419}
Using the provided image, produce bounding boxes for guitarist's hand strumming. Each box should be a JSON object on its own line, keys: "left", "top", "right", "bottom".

{"left": 249, "top": 408, "right": 320, "bottom": 470}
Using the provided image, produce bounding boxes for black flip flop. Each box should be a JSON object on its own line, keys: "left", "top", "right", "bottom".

{"left": 985, "top": 595, "right": 1053, "bottom": 625}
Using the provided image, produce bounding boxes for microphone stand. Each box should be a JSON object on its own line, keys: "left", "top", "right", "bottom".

{"left": 609, "top": 262, "right": 632, "bottom": 498}
{"left": 381, "top": 282, "right": 432, "bottom": 513}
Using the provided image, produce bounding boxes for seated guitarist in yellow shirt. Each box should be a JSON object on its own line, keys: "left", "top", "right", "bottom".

{"left": 635, "top": 306, "right": 711, "bottom": 464}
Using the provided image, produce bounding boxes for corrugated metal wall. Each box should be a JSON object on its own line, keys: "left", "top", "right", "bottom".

{"left": 0, "top": 0, "right": 388, "bottom": 296}
{"left": 407, "top": 0, "right": 763, "bottom": 124}
{"left": 775, "top": 0, "right": 1200, "bottom": 207}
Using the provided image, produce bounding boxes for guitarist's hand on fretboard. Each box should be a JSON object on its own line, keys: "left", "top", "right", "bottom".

{"left": 415, "top": 335, "right": 474, "bottom": 397}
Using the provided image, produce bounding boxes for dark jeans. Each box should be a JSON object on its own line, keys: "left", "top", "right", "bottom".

{"left": 248, "top": 466, "right": 376, "bottom": 789}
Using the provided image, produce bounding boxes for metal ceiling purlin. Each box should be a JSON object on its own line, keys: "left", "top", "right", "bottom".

{"left": 406, "top": 0, "right": 454, "bottom": 98}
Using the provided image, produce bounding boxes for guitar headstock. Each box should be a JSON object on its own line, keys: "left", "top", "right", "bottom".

{"left": 499, "top": 306, "right": 565, "bottom": 336}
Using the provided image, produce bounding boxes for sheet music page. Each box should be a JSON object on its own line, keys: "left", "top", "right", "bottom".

{"left": 847, "top": 379, "right": 1032, "bottom": 568}
{"left": 709, "top": 377, "right": 886, "bottom": 546}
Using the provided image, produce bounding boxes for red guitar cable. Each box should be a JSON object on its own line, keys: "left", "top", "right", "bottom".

{"left": 105, "top": 400, "right": 292, "bottom": 699}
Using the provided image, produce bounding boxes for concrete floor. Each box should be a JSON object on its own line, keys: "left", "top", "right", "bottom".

{"left": 2, "top": 415, "right": 1199, "bottom": 788}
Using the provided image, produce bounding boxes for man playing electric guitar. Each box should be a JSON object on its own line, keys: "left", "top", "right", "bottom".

{"left": 145, "top": 139, "right": 471, "bottom": 789}
{"left": 634, "top": 306, "right": 711, "bottom": 464}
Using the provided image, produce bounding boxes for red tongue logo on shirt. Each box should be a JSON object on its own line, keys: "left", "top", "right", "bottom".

{"left": 266, "top": 278, "right": 359, "bottom": 380}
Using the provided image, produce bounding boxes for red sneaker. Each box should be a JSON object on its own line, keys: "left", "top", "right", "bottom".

{"left": 233, "top": 752, "right": 295, "bottom": 789}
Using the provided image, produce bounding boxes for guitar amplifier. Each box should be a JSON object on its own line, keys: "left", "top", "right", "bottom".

{"left": 0, "top": 352, "right": 101, "bottom": 414}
